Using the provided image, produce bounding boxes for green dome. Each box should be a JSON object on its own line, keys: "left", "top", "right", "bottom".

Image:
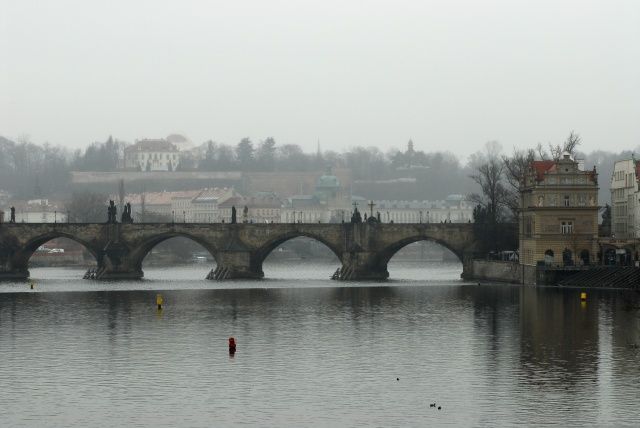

{"left": 316, "top": 167, "right": 340, "bottom": 189}
{"left": 316, "top": 174, "right": 340, "bottom": 189}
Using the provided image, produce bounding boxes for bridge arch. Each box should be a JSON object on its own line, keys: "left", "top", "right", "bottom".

{"left": 254, "top": 231, "right": 343, "bottom": 269}
{"left": 128, "top": 232, "right": 219, "bottom": 272}
{"left": 14, "top": 232, "right": 100, "bottom": 272}
{"left": 19, "top": 231, "right": 99, "bottom": 261}
{"left": 376, "top": 236, "right": 464, "bottom": 266}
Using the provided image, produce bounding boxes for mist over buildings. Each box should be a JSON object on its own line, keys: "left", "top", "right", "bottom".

{"left": 1, "top": 0, "right": 639, "bottom": 156}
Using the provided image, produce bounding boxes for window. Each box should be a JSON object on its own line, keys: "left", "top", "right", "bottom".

{"left": 564, "top": 195, "right": 570, "bottom": 207}
{"left": 525, "top": 217, "right": 532, "bottom": 237}
{"left": 578, "top": 194, "right": 587, "bottom": 206}
{"left": 561, "top": 221, "right": 573, "bottom": 234}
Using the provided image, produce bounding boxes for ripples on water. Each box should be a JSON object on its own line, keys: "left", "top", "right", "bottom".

{"left": 0, "top": 262, "right": 639, "bottom": 427}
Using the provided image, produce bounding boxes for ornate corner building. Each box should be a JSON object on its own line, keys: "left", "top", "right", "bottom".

{"left": 519, "top": 152, "right": 599, "bottom": 266}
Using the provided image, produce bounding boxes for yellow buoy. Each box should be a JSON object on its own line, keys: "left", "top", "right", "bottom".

{"left": 580, "top": 292, "right": 587, "bottom": 301}
{"left": 156, "top": 294, "right": 164, "bottom": 310}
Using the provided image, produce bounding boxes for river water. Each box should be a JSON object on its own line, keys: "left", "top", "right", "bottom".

{"left": 1, "top": 262, "right": 639, "bottom": 427}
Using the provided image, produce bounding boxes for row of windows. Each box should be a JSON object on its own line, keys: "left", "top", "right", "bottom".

{"left": 613, "top": 170, "right": 633, "bottom": 182}
{"left": 544, "top": 175, "right": 588, "bottom": 185}
{"left": 134, "top": 153, "right": 178, "bottom": 160}
{"left": 525, "top": 219, "right": 576, "bottom": 235}
{"left": 534, "top": 193, "right": 591, "bottom": 207}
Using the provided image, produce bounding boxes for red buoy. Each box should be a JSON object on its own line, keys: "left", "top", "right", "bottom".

{"left": 228, "top": 337, "right": 236, "bottom": 354}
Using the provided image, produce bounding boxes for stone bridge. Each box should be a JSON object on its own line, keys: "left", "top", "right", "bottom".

{"left": 0, "top": 223, "right": 478, "bottom": 281}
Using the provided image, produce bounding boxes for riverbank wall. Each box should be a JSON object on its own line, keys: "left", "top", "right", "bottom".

{"left": 468, "top": 260, "right": 639, "bottom": 287}
{"left": 468, "top": 260, "right": 536, "bottom": 285}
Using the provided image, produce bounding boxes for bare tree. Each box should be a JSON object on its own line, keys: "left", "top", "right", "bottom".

{"left": 469, "top": 142, "right": 508, "bottom": 223}
{"left": 65, "top": 191, "right": 107, "bottom": 222}
{"left": 118, "top": 179, "right": 125, "bottom": 216}
{"left": 140, "top": 189, "right": 146, "bottom": 223}
{"left": 502, "top": 148, "right": 536, "bottom": 218}
{"left": 548, "top": 130, "right": 581, "bottom": 160}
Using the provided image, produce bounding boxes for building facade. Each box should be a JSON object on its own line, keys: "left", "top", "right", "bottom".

{"left": 610, "top": 159, "right": 639, "bottom": 239}
{"left": 124, "top": 139, "right": 180, "bottom": 171}
{"left": 4, "top": 199, "right": 68, "bottom": 223}
{"left": 190, "top": 188, "right": 236, "bottom": 223}
{"left": 218, "top": 194, "right": 282, "bottom": 223}
{"left": 519, "top": 153, "right": 599, "bottom": 266}
{"left": 375, "top": 195, "right": 474, "bottom": 224}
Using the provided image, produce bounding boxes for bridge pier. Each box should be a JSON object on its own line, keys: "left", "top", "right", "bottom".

{"left": 334, "top": 252, "right": 389, "bottom": 281}
{"left": 208, "top": 251, "right": 264, "bottom": 280}
{"left": 0, "top": 250, "right": 30, "bottom": 281}
{"left": 94, "top": 241, "right": 143, "bottom": 280}
{"left": 0, "top": 269, "right": 30, "bottom": 280}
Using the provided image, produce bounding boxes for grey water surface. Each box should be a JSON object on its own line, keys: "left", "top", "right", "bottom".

{"left": 1, "top": 262, "right": 639, "bottom": 427}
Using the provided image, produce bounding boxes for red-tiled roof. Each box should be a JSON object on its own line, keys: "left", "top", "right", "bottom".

{"left": 531, "top": 160, "right": 556, "bottom": 181}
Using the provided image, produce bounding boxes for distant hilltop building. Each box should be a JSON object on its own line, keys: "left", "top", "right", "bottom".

{"left": 124, "top": 139, "right": 180, "bottom": 171}
{"left": 165, "top": 133, "right": 193, "bottom": 151}
{"left": 519, "top": 152, "right": 599, "bottom": 267}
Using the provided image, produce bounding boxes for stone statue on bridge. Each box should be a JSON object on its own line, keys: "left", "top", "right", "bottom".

{"left": 231, "top": 206, "right": 237, "bottom": 224}
{"left": 351, "top": 207, "right": 362, "bottom": 224}
{"left": 121, "top": 202, "right": 133, "bottom": 224}
{"left": 10, "top": 206, "right": 15, "bottom": 223}
{"left": 243, "top": 205, "right": 248, "bottom": 223}
{"left": 107, "top": 200, "right": 117, "bottom": 224}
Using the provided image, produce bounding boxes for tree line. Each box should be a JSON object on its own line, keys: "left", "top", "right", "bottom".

{"left": 0, "top": 133, "right": 635, "bottom": 207}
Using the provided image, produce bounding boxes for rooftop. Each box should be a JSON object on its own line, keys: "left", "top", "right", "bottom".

{"left": 125, "top": 139, "right": 179, "bottom": 153}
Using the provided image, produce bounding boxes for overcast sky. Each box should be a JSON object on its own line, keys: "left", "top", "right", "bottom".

{"left": 1, "top": 0, "right": 638, "bottom": 157}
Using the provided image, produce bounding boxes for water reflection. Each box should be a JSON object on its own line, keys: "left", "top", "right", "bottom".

{"left": 0, "top": 274, "right": 639, "bottom": 427}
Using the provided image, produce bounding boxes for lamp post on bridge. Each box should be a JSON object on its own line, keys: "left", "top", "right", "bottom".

{"left": 183, "top": 210, "right": 186, "bottom": 223}
{"left": 54, "top": 210, "right": 57, "bottom": 224}
{"left": 172, "top": 210, "right": 175, "bottom": 224}
{"left": 419, "top": 210, "right": 422, "bottom": 224}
